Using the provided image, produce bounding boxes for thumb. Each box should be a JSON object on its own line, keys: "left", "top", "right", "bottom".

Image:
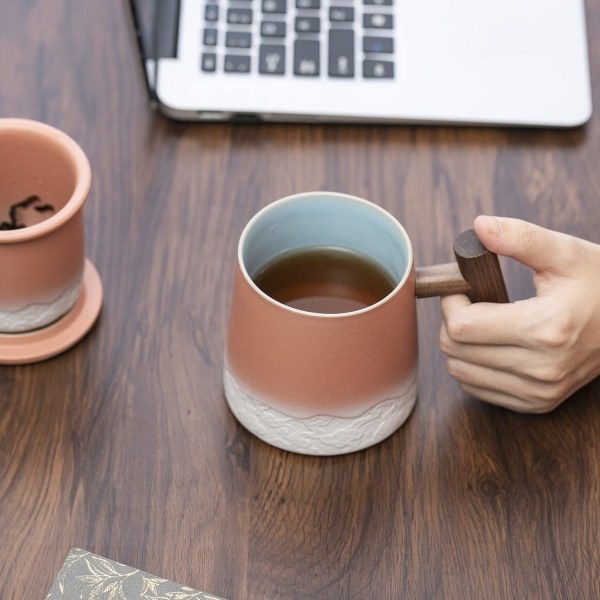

{"left": 474, "top": 215, "right": 568, "bottom": 274}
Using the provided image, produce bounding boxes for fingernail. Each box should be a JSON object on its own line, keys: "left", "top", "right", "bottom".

{"left": 476, "top": 215, "right": 501, "bottom": 236}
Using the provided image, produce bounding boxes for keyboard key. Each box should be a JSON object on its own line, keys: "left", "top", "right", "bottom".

{"left": 363, "top": 59, "right": 394, "bottom": 78}
{"left": 329, "top": 7, "right": 354, "bottom": 22}
{"left": 363, "top": 13, "right": 393, "bottom": 28}
{"left": 261, "top": 20, "right": 286, "bottom": 37}
{"left": 203, "top": 28, "right": 218, "bottom": 46}
{"left": 262, "top": 0, "right": 287, "bottom": 14}
{"left": 364, "top": 0, "right": 393, "bottom": 4}
{"left": 259, "top": 44, "right": 286, "bottom": 74}
{"left": 227, "top": 8, "right": 253, "bottom": 25}
{"left": 295, "top": 16, "right": 320, "bottom": 33}
{"left": 225, "top": 55, "right": 252, "bottom": 73}
{"left": 294, "top": 40, "right": 320, "bottom": 76}
{"left": 296, "top": 0, "right": 321, "bottom": 7}
{"left": 205, "top": 4, "right": 219, "bottom": 21}
{"left": 201, "top": 53, "right": 217, "bottom": 72}
{"left": 363, "top": 36, "right": 393, "bottom": 53}
{"left": 328, "top": 29, "right": 354, "bottom": 77}
{"left": 226, "top": 31, "right": 252, "bottom": 48}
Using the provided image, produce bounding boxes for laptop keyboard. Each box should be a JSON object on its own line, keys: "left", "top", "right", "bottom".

{"left": 200, "top": 0, "right": 395, "bottom": 78}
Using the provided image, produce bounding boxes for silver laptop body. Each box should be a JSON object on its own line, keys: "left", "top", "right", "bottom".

{"left": 127, "top": 0, "right": 592, "bottom": 126}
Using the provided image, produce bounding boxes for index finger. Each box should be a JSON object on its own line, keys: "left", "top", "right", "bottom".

{"left": 440, "top": 295, "right": 538, "bottom": 346}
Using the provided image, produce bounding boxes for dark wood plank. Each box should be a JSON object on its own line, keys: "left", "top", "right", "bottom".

{"left": 1, "top": 0, "right": 600, "bottom": 599}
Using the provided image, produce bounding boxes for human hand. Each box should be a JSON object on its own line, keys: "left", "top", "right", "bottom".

{"left": 439, "top": 216, "right": 600, "bottom": 413}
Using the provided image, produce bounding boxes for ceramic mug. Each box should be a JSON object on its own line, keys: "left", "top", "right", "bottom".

{"left": 224, "top": 191, "right": 506, "bottom": 456}
{"left": 0, "top": 119, "right": 91, "bottom": 333}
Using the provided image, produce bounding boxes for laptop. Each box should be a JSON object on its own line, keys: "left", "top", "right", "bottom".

{"left": 126, "top": 0, "right": 592, "bottom": 126}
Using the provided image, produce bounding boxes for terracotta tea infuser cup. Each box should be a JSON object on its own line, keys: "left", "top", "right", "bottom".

{"left": 224, "top": 191, "right": 507, "bottom": 456}
{"left": 0, "top": 119, "right": 103, "bottom": 364}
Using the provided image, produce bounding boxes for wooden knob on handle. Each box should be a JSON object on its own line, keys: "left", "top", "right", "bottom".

{"left": 453, "top": 229, "right": 508, "bottom": 303}
{"left": 415, "top": 229, "right": 508, "bottom": 303}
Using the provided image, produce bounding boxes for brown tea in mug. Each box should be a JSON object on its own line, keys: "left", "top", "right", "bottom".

{"left": 252, "top": 246, "right": 396, "bottom": 313}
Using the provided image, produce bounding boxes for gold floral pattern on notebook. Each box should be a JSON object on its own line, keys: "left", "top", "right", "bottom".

{"left": 46, "top": 548, "right": 226, "bottom": 600}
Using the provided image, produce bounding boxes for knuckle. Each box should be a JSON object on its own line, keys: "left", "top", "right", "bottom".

{"left": 554, "top": 234, "right": 581, "bottom": 272}
{"left": 531, "top": 309, "right": 576, "bottom": 350}
{"left": 439, "top": 327, "right": 452, "bottom": 354}
{"left": 550, "top": 379, "right": 573, "bottom": 404}
{"left": 446, "top": 358, "right": 462, "bottom": 379}
{"left": 446, "top": 316, "right": 468, "bottom": 342}
{"left": 533, "top": 363, "right": 568, "bottom": 385}
{"left": 515, "top": 220, "right": 536, "bottom": 249}
{"left": 529, "top": 382, "right": 569, "bottom": 410}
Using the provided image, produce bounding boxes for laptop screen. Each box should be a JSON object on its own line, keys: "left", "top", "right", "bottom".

{"left": 127, "top": 0, "right": 181, "bottom": 101}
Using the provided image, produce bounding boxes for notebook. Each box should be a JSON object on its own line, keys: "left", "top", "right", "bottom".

{"left": 126, "top": 0, "right": 592, "bottom": 126}
{"left": 46, "top": 548, "right": 227, "bottom": 599}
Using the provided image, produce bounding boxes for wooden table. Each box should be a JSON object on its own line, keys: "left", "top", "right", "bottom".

{"left": 1, "top": 1, "right": 600, "bottom": 598}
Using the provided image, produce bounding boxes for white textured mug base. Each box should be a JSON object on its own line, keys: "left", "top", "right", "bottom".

{"left": 0, "top": 274, "right": 82, "bottom": 333}
{"left": 0, "top": 259, "right": 102, "bottom": 365}
{"left": 223, "top": 367, "right": 417, "bottom": 455}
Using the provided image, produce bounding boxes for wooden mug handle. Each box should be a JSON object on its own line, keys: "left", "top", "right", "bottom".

{"left": 415, "top": 229, "right": 509, "bottom": 303}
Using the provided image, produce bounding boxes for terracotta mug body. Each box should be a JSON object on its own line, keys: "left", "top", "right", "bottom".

{"left": 224, "top": 192, "right": 418, "bottom": 455}
{"left": 0, "top": 119, "right": 91, "bottom": 333}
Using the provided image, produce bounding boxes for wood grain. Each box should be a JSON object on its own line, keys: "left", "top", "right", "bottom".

{"left": 414, "top": 229, "right": 508, "bottom": 302}
{"left": 453, "top": 229, "right": 509, "bottom": 303}
{"left": 415, "top": 262, "right": 471, "bottom": 298}
{"left": 1, "top": 1, "right": 600, "bottom": 599}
